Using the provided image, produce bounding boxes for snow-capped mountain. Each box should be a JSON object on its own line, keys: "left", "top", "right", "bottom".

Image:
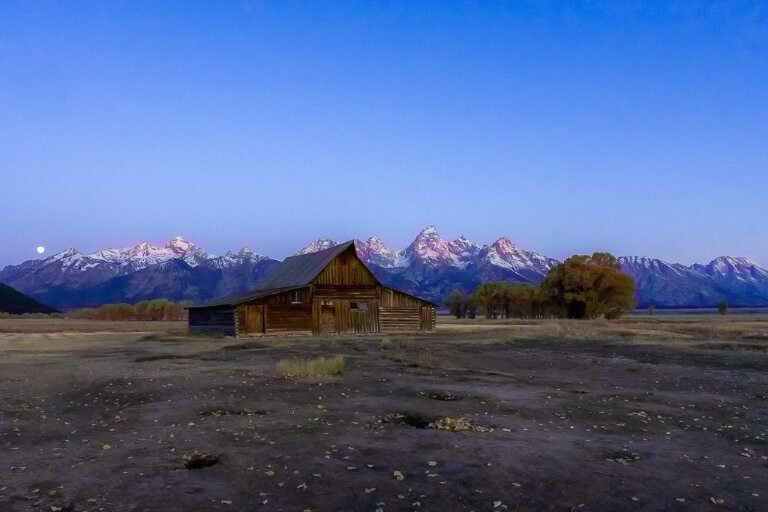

{"left": 619, "top": 256, "right": 768, "bottom": 308}
{"left": 305, "top": 227, "right": 551, "bottom": 276}
{"left": 0, "top": 237, "right": 278, "bottom": 308}
{"left": 476, "top": 237, "right": 558, "bottom": 281}
{"left": 398, "top": 226, "right": 481, "bottom": 269}
{"left": 89, "top": 236, "right": 210, "bottom": 271}
{"left": 297, "top": 239, "right": 338, "bottom": 255}
{"left": 354, "top": 237, "right": 402, "bottom": 268}
{"left": 299, "top": 226, "right": 560, "bottom": 301}
{"left": 1, "top": 229, "right": 767, "bottom": 308}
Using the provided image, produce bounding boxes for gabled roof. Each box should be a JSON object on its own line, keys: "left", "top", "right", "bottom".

{"left": 187, "top": 241, "right": 354, "bottom": 309}
{"left": 188, "top": 240, "right": 437, "bottom": 309}
{"left": 252, "top": 240, "right": 355, "bottom": 290}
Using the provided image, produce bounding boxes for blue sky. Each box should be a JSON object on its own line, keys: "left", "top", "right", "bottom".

{"left": 1, "top": 1, "right": 766, "bottom": 266}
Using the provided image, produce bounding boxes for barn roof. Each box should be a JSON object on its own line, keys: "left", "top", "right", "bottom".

{"left": 252, "top": 241, "right": 355, "bottom": 290}
{"left": 188, "top": 285, "right": 307, "bottom": 309}
{"left": 187, "top": 240, "right": 437, "bottom": 309}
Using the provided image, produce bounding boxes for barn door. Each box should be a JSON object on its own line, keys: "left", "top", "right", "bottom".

{"left": 320, "top": 303, "right": 336, "bottom": 334}
{"left": 244, "top": 305, "right": 264, "bottom": 334}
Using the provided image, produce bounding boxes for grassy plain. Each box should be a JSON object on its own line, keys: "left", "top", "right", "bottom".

{"left": 0, "top": 316, "right": 766, "bottom": 511}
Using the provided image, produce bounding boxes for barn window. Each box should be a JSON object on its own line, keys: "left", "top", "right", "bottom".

{"left": 350, "top": 301, "right": 368, "bottom": 312}
{"left": 321, "top": 300, "right": 334, "bottom": 306}
{"left": 290, "top": 291, "right": 301, "bottom": 304}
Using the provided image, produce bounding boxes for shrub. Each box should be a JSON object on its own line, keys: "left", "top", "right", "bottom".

{"left": 397, "top": 338, "right": 413, "bottom": 349}
{"left": 71, "top": 299, "right": 188, "bottom": 321}
{"left": 275, "top": 355, "right": 345, "bottom": 378}
{"left": 412, "top": 350, "right": 436, "bottom": 368}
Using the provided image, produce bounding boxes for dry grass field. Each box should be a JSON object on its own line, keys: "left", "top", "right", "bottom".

{"left": 0, "top": 316, "right": 767, "bottom": 511}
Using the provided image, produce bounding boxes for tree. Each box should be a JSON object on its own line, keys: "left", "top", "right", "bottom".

{"left": 506, "top": 283, "right": 537, "bottom": 318}
{"left": 462, "top": 295, "right": 477, "bottom": 318}
{"left": 471, "top": 281, "right": 518, "bottom": 319}
{"left": 474, "top": 282, "right": 501, "bottom": 319}
{"left": 539, "top": 252, "right": 636, "bottom": 319}
{"left": 718, "top": 300, "right": 729, "bottom": 316}
{"left": 445, "top": 290, "right": 465, "bottom": 319}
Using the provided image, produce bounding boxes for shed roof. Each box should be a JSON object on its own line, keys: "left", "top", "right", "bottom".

{"left": 188, "top": 285, "right": 307, "bottom": 309}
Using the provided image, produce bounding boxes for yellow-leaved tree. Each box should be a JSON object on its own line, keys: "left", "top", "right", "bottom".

{"left": 539, "top": 252, "right": 636, "bottom": 319}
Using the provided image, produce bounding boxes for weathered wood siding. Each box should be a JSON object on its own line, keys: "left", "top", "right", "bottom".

{"left": 421, "top": 305, "right": 436, "bottom": 332}
{"left": 379, "top": 307, "right": 420, "bottom": 332}
{"left": 311, "top": 298, "right": 380, "bottom": 334}
{"left": 236, "top": 288, "right": 312, "bottom": 335}
{"left": 314, "top": 247, "right": 377, "bottom": 286}
{"left": 378, "top": 286, "right": 436, "bottom": 333}
{"left": 188, "top": 306, "right": 236, "bottom": 336}
{"left": 237, "top": 304, "right": 265, "bottom": 335}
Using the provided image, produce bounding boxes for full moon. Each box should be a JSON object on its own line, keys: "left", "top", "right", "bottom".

{"left": 36, "top": 246, "right": 45, "bottom": 254}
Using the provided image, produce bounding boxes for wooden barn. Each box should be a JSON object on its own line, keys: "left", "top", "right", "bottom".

{"left": 187, "top": 241, "right": 436, "bottom": 336}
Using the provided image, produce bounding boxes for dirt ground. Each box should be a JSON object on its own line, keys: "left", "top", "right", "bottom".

{"left": 0, "top": 318, "right": 767, "bottom": 512}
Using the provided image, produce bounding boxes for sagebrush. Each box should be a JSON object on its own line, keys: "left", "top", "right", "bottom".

{"left": 275, "top": 355, "right": 345, "bottom": 378}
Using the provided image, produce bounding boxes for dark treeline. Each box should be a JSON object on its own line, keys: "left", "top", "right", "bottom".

{"left": 72, "top": 299, "right": 189, "bottom": 321}
{"left": 445, "top": 253, "right": 636, "bottom": 320}
{"left": 446, "top": 282, "right": 553, "bottom": 319}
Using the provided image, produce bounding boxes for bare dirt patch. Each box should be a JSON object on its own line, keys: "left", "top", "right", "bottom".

{"left": 0, "top": 318, "right": 767, "bottom": 511}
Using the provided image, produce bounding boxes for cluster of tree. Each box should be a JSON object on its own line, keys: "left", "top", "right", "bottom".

{"left": 446, "top": 252, "right": 636, "bottom": 320}
{"left": 446, "top": 282, "right": 551, "bottom": 319}
{"left": 72, "top": 299, "right": 188, "bottom": 321}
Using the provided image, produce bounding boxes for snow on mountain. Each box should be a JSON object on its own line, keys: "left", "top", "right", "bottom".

{"left": 399, "top": 226, "right": 479, "bottom": 268}
{"left": 695, "top": 256, "right": 768, "bottom": 282}
{"left": 89, "top": 237, "right": 209, "bottom": 270}
{"left": 480, "top": 237, "right": 557, "bottom": 275}
{"left": 448, "top": 236, "right": 482, "bottom": 260}
{"left": 2, "top": 229, "right": 767, "bottom": 309}
{"left": 619, "top": 255, "right": 768, "bottom": 308}
{"left": 206, "top": 247, "right": 270, "bottom": 270}
{"left": 297, "top": 227, "right": 549, "bottom": 275}
{"left": 297, "top": 239, "right": 338, "bottom": 255}
{"left": 354, "top": 237, "right": 400, "bottom": 268}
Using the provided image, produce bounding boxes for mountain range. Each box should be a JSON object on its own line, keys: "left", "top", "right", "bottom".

{"left": 1, "top": 228, "right": 767, "bottom": 309}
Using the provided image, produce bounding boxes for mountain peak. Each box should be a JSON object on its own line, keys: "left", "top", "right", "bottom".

{"left": 297, "top": 238, "right": 338, "bottom": 255}
{"left": 710, "top": 256, "right": 757, "bottom": 267}
{"left": 417, "top": 225, "right": 440, "bottom": 238}
{"left": 166, "top": 236, "right": 195, "bottom": 255}
{"left": 48, "top": 247, "right": 82, "bottom": 262}
{"left": 355, "top": 236, "right": 400, "bottom": 268}
{"left": 488, "top": 237, "right": 520, "bottom": 257}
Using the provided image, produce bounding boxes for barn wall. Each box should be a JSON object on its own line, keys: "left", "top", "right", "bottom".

{"left": 378, "top": 287, "right": 425, "bottom": 308}
{"left": 238, "top": 288, "right": 312, "bottom": 334}
{"left": 327, "top": 299, "right": 380, "bottom": 334}
{"left": 188, "top": 307, "right": 236, "bottom": 336}
{"left": 378, "top": 286, "right": 436, "bottom": 333}
{"left": 314, "top": 248, "right": 377, "bottom": 287}
{"left": 379, "top": 307, "right": 421, "bottom": 333}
